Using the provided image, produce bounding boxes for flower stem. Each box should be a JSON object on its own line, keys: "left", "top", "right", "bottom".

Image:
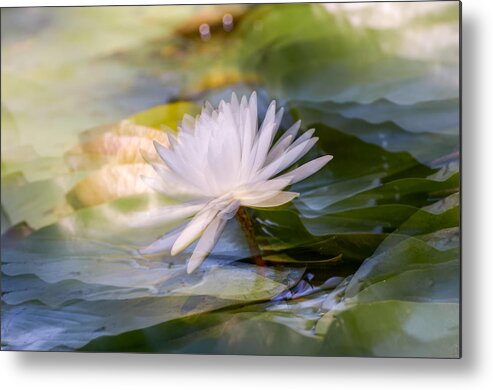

{"left": 235, "top": 207, "right": 265, "bottom": 266}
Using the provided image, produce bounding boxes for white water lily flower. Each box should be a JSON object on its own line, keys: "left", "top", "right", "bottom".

{"left": 138, "top": 92, "right": 332, "bottom": 273}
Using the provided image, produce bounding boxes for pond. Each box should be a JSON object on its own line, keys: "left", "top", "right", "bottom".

{"left": 1, "top": 2, "right": 460, "bottom": 357}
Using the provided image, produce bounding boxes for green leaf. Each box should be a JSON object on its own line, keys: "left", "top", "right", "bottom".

{"left": 1, "top": 190, "right": 306, "bottom": 350}
{"left": 238, "top": 3, "right": 459, "bottom": 104}
{"left": 81, "top": 305, "right": 323, "bottom": 354}
{"left": 344, "top": 237, "right": 459, "bottom": 300}
{"left": 293, "top": 100, "right": 458, "bottom": 164}
{"left": 294, "top": 98, "right": 459, "bottom": 135}
{"left": 349, "top": 260, "right": 459, "bottom": 304}
{"left": 318, "top": 301, "right": 459, "bottom": 357}
{"left": 297, "top": 174, "right": 459, "bottom": 216}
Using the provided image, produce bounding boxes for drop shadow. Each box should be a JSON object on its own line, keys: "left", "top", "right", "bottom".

{"left": 458, "top": 7, "right": 480, "bottom": 374}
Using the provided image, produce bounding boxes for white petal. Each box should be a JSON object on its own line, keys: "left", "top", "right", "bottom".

{"left": 234, "top": 177, "right": 292, "bottom": 202}
{"left": 284, "top": 120, "right": 301, "bottom": 138}
{"left": 244, "top": 191, "right": 299, "bottom": 208}
{"left": 290, "top": 128, "right": 315, "bottom": 149}
{"left": 154, "top": 139, "right": 211, "bottom": 193}
{"left": 230, "top": 92, "right": 239, "bottom": 114}
{"left": 259, "top": 100, "right": 276, "bottom": 134}
{"left": 250, "top": 122, "right": 276, "bottom": 175}
{"left": 276, "top": 155, "right": 333, "bottom": 184}
{"left": 274, "top": 137, "right": 319, "bottom": 175}
{"left": 180, "top": 114, "right": 196, "bottom": 134}
{"left": 248, "top": 91, "right": 258, "bottom": 130}
{"left": 153, "top": 140, "right": 180, "bottom": 172}
{"left": 168, "top": 132, "right": 181, "bottom": 149}
{"left": 140, "top": 148, "right": 160, "bottom": 164}
{"left": 239, "top": 112, "right": 256, "bottom": 180}
{"left": 171, "top": 207, "right": 219, "bottom": 255}
{"left": 257, "top": 137, "right": 317, "bottom": 180}
{"left": 248, "top": 177, "right": 293, "bottom": 193}
{"left": 217, "top": 104, "right": 241, "bottom": 186}
{"left": 186, "top": 216, "right": 227, "bottom": 274}
{"left": 235, "top": 177, "right": 291, "bottom": 206}
{"left": 149, "top": 160, "right": 170, "bottom": 179}
{"left": 218, "top": 199, "right": 241, "bottom": 219}
{"left": 206, "top": 102, "right": 216, "bottom": 115}
{"left": 274, "top": 107, "right": 284, "bottom": 132}
{"left": 146, "top": 164, "right": 201, "bottom": 199}
{"left": 264, "top": 134, "right": 293, "bottom": 165}
{"left": 239, "top": 95, "right": 248, "bottom": 116}
{"left": 128, "top": 203, "right": 205, "bottom": 228}
{"left": 268, "top": 120, "right": 301, "bottom": 157}
{"left": 239, "top": 192, "right": 280, "bottom": 206}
